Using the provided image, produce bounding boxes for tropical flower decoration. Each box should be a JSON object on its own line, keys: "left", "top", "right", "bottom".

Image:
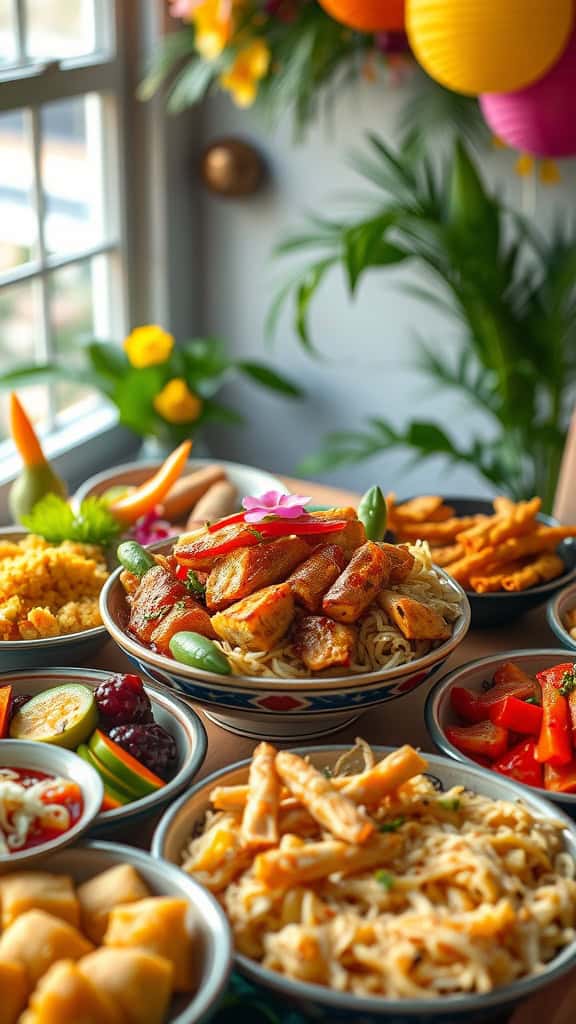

{"left": 0, "top": 327, "right": 302, "bottom": 448}
{"left": 139, "top": 0, "right": 413, "bottom": 133}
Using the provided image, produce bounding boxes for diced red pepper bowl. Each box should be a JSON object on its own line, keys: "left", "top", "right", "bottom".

{"left": 425, "top": 650, "right": 576, "bottom": 814}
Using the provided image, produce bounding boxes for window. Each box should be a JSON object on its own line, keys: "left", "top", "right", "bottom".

{"left": 0, "top": 1, "right": 128, "bottom": 447}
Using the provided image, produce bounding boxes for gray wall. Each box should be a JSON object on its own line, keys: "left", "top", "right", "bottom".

{"left": 198, "top": 81, "right": 575, "bottom": 498}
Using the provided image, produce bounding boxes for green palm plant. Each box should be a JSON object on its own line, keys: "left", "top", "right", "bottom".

{"left": 270, "top": 137, "right": 576, "bottom": 512}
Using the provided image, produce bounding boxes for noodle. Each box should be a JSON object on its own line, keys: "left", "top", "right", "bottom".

{"left": 215, "top": 543, "right": 462, "bottom": 679}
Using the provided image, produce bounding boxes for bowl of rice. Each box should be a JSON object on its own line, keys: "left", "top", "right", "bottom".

{"left": 0, "top": 528, "right": 109, "bottom": 670}
{"left": 100, "top": 534, "right": 471, "bottom": 740}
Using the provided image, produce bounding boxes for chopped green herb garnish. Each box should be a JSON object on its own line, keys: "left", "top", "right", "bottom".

{"left": 22, "top": 494, "right": 122, "bottom": 545}
{"left": 560, "top": 670, "right": 576, "bottom": 697}
{"left": 524, "top": 696, "right": 539, "bottom": 705}
{"left": 374, "top": 870, "right": 395, "bottom": 891}
{"left": 378, "top": 817, "right": 405, "bottom": 833}
{"left": 438, "top": 797, "right": 460, "bottom": 812}
{"left": 142, "top": 607, "right": 168, "bottom": 622}
{"left": 247, "top": 528, "right": 264, "bottom": 539}
{"left": 321, "top": 766, "right": 333, "bottom": 779}
{"left": 185, "top": 570, "right": 206, "bottom": 601}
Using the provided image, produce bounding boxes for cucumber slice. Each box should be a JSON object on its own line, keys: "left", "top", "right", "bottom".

{"left": 10, "top": 684, "right": 97, "bottom": 749}
{"left": 89, "top": 730, "right": 164, "bottom": 798}
{"left": 76, "top": 744, "right": 137, "bottom": 803}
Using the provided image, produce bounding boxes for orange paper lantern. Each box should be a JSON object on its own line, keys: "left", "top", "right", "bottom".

{"left": 406, "top": 0, "right": 573, "bottom": 96}
{"left": 318, "top": 0, "right": 404, "bottom": 33}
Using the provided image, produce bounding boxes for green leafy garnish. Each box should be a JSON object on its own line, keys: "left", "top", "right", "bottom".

{"left": 374, "top": 870, "right": 395, "bottom": 891}
{"left": 321, "top": 766, "right": 333, "bottom": 779}
{"left": 22, "top": 495, "right": 122, "bottom": 545}
{"left": 378, "top": 817, "right": 405, "bottom": 833}
{"left": 185, "top": 570, "right": 206, "bottom": 601}
{"left": 524, "top": 696, "right": 539, "bottom": 705}
{"left": 559, "top": 670, "right": 576, "bottom": 697}
{"left": 438, "top": 797, "right": 460, "bottom": 812}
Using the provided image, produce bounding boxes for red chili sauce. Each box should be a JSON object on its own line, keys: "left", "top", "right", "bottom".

{"left": 0, "top": 767, "right": 84, "bottom": 852}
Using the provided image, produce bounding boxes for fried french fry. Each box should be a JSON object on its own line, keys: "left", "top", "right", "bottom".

{"left": 275, "top": 751, "right": 373, "bottom": 845}
{"left": 254, "top": 834, "right": 401, "bottom": 889}
{"left": 430, "top": 543, "right": 464, "bottom": 567}
{"left": 447, "top": 526, "right": 576, "bottom": 584}
{"left": 390, "top": 496, "right": 454, "bottom": 524}
{"left": 493, "top": 496, "right": 516, "bottom": 516}
{"left": 487, "top": 497, "right": 542, "bottom": 546}
{"left": 469, "top": 561, "right": 527, "bottom": 594}
{"left": 340, "top": 745, "right": 428, "bottom": 805}
{"left": 241, "top": 742, "right": 281, "bottom": 848}
{"left": 457, "top": 517, "right": 501, "bottom": 553}
{"left": 395, "top": 516, "right": 482, "bottom": 544}
{"left": 501, "top": 553, "right": 565, "bottom": 592}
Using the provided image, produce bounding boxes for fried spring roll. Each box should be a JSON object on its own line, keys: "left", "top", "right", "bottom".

{"left": 275, "top": 751, "right": 373, "bottom": 844}
{"left": 206, "top": 537, "right": 309, "bottom": 611}
{"left": 255, "top": 834, "right": 401, "bottom": 889}
{"left": 379, "top": 593, "right": 450, "bottom": 640}
{"left": 288, "top": 545, "right": 347, "bottom": 613}
{"left": 322, "top": 542, "right": 389, "bottom": 624}
{"left": 340, "top": 745, "right": 428, "bottom": 804}
{"left": 241, "top": 742, "right": 281, "bottom": 848}
{"left": 187, "top": 480, "right": 238, "bottom": 527}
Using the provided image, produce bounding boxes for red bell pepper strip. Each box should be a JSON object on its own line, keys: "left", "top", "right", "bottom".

{"left": 449, "top": 686, "right": 489, "bottom": 724}
{"left": 207, "top": 511, "right": 247, "bottom": 533}
{"left": 536, "top": 663, "right": 576, "bottom": 690}
{"left": 255, "top": 519, "right": 347, "bottom": 537}
{"left": 477, "top": 669, "right": 537, "bottom": 708}
{"left": 444, "top": 721, "right": 509, "bottom": 761}
{"left": 493, "top": 739, "right": 543, "bottom": 789}
{"left": 568, "top": 691, "right": 576, "bottom": 745}
{"left": 544, "top": 761, "right": 576, "bottom": 794}
{"left": 0, "top": 685, "right": 12, "bottom": 738}
{"left": 489, "top": 696, "right": 543, "bottom": 735}
{"left": 534, "top": 681, "right": 572, "bottom": 766}
{"left": 492, "top": 661, "right": 537, "bottom": 692}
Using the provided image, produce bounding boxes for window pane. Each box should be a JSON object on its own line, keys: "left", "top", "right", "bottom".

{"left": 0, "top": 0, "right": 16, "bottom": 65}
{"left": 0, "top": 110, "right": 36, "bottom": 272}
{"left": 41, "top": 93, "right": 106, "bottom": 257}
{"left": 25, "top": 0, "right": 96, "bottom": 60}
{"left": 0, "top": 280, "right": 48, "bottom": 441}
{"left": 47, "top": 260, "right": 97, "bottom": 418}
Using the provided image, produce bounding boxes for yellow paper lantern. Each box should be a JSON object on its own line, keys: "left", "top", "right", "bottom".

{"left": 406, "top": 0, "right": 574, "bottom": 96}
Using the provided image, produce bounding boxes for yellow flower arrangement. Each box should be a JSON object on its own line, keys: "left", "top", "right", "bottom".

{"left": 153, "top": 378, "right": 204, "bottom": 424}
{"left": 193, "top": 0, "right": 235, "bottom": 60}
{"left": 219, "top": 38, "right": 271, "bottom": 107}
{"left": 124, "top": 325, "right": 174, "bottom": 368}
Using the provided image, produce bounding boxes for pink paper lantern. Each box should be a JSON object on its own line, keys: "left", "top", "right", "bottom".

{"left": 480, "top": 25, "right": 576, "bottom": 158}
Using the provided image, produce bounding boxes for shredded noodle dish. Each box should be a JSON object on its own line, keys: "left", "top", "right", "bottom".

{"left": 181, "top": 742, "right": 576, "bottom": 998}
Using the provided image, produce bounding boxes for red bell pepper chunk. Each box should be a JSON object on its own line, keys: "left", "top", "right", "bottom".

{"left": 544, "top": 761, "right": 576, "bottom": 794}
{"left": 0, "top": 685, "right": 12, "bottom": 738}
{"left": 536, "top": 663, "right": 576, "bottom": 690}
{"left": 444, "top": 721, "right": 509, "bottom": 761}
{"left": 489, "top": 696, "right": 543, "bottom": 735}
{"left": 534, "top": 681, "right": 572, "bottom": 766}
{"left": 493, "top": 739, "right": 543, "bottom": 789}
{"left": 476, "top": 667, "right": 537, "bottom": 708}
{"left": 449, "top": 686, "right": 489, "bottom": 724}
{"left": 568, "top": 691, "right": 576, "bottom": 745}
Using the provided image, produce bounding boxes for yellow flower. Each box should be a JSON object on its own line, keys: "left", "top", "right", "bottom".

{"left": 194, "top": 0, "right": 234, "bottom": 59}
{"left": 154, "top": 379, "right": 203, "bottom": 424}
{"left": 124, "top": 325, "right": 174, "bottom": 369}
{"left": 219, "top": 39, "right": 270, "bottom": 108}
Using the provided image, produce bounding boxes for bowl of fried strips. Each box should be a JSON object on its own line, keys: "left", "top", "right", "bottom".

{"left": 387, "top": 495, "right": 576, "bottom": 626}
{"left": 153, "top": 740, "right": 576, "bottom": 1021}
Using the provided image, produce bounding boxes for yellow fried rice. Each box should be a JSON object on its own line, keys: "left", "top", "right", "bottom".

{"left": 0, "top": 535, "right": 109, "bottom": 640}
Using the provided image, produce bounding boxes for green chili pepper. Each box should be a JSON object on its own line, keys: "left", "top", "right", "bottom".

{"left": 117, "top": 540, "right": 156, "bottom": 578}
{"left": 357, "top": 485, "right": 387, "bottom": 541}
{"left": 170, "top": 631, "right": 232, "bottom": 675}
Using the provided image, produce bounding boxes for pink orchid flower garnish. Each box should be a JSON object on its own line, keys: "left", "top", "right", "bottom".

{"left": 242, "top": 490, "right": 312, "bottom": 524}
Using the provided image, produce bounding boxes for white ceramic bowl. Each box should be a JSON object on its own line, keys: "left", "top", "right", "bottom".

{"left": 425, "top": 650, "right": 576, "bottom": 814}
{"left": 548, "top": 582, "right": 576, "bottom": 650}
{"left": 99, "top": 544, "right": 471, "bottom": 740}
{"left": 31, "top": 841, "right": 232, "bottom": 1024}
{"left": 73, "top": 457, "right": 287, "bottom": 512}
{"left": 0, "top": 739, "right": 103, "bottom": 866}
{"left": 152, "top": 745, "right": 576, "bottom": 1022}
{"left": 0, "top": 667, "right": 207, "bottom": 832}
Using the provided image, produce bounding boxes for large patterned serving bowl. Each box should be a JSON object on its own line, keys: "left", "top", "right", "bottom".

{"left": 99, "top": 544, "right": 471, "bottom": 740}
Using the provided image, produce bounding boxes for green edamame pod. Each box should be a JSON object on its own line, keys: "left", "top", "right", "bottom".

{"left": 117, "top": 540, "right": 156, "bottom": 578}
{"left": 170, "top": 631, "right": 232, "bottom": 675}
{"left": 357, "top": 485, "right": 387, "bottom": 542}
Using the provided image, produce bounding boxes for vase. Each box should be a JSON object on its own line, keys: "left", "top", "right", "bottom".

{"left": 138, "top": 435, "right": 211, "bottom": 462}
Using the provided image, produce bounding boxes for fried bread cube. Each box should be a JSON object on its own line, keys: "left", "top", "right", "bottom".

{"left": 0, "top": 910, "right": 92, "bottom": 987}
{"left": 0, "top": 959, "right": 28, "bottom": 1024}
{"left": 19, "top": 960, "right": 122, "bottom": 1024}
{"left": 287, "top": 545, "right": 347, "bottom": 614}
{"left": 0, "top": 872, "right": 79, "bottom": 929}
{"left": 77, "top": 864, "right": 152, "bottom": 944}
{"left": 322, "top": 542, "right": 389, "bottom": 623}
{"left": 211, "top": 582, "right": 295, "bottom": 652}
{"left": 293, "top": 615, "right": 357, "bottom": 672}
{"left": 103, "top": 897, "right": 195, "bottom": 992}
{"left": 79, "top": 949, "right": 174, "bottom": 1024}
{"left": 379, "top": 593, "right": 450, "bottom": 640}
{"left": 206, "top": 537, "right": 309, "bottom": 611}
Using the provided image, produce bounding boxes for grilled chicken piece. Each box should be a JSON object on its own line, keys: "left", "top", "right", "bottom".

{"left": 288, "top": 545, "right": 347, "bottom": 613}
{"left": 379, "top": 544, "right": 415, "bottom": 584}
{"left": 293, "top": 615, "right": 357, "bottom": 672}
{"left": 211, "top": 583, "right": 294, "bottom": 652}
{"left": 322, "top": 541, "right": 390, "bottom": 623}
{"left": 310, "top": 508, "right": 366, "bottom": 556}
{"left": 206, "top": 537, "right": 309, "bottom": 612}
{"left": 379, "top": 593, "right": 450, "bottom": 640}
{"left": 150, "top": 601, "right": 216, "bottom": 652}
{"left": 128, "top": 565, "right": 188, "bottom": 644}
{"left": 175, "top": 523, "right": 261, "bottom": 571}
